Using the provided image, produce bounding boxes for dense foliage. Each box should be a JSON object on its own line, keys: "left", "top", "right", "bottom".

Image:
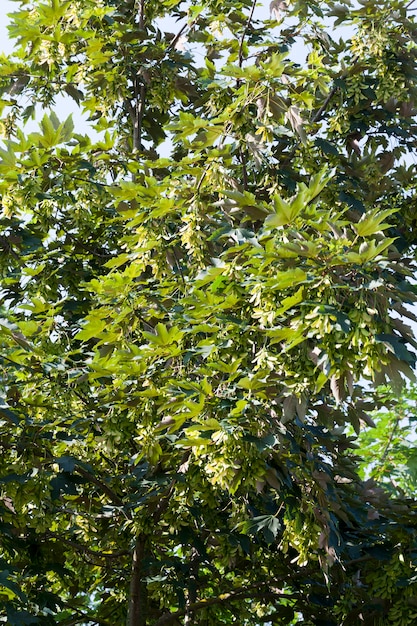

{"left": 357, "top": 384, "right": 417, "bottom": 496}
{"left": 1, "top": 0, "right": 417, "bottom": 624}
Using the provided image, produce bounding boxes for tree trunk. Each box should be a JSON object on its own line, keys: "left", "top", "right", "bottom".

{"left": 127, "top": 535, "right": 148, "bottom": 626}
{"left": 184, "top": 548, "right": 199, "bottom": 626}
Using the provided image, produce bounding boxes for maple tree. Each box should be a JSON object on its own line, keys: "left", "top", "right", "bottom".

{"left": 1, "top": 0, "right": 417, "bottom": 624}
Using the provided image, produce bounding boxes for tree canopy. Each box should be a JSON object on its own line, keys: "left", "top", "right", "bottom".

{"left": 1, "top": 0, "right": 417, "bottom": 624}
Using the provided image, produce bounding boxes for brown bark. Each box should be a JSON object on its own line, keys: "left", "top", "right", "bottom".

{"left": 127, "top": 535, "right": 148, "bottom": 626}
{"left": 184, "top": 548, "right": 199, "bottom": 626}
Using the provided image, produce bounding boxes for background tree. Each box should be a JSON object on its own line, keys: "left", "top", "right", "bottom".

{"left": 356, "top": 384, "right": 417, "bottom": 496}
{"left": 1, "top": 0, "right": 417, "bottom": 624}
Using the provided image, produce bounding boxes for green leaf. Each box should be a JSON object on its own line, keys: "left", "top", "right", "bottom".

{"left": 375, "top": 334, "right": 416, "bottom": 365}
{"left": 56, "top": 456, "right": 77, "bottom": 473}
{"left": 0, "top": 405, "right": 21, "bottom": 425}
{"left": 354, "top": 208, "right": 397, "bottom": 237}
{"left": 273, "top": 268, "right": 308, "bottom": 289}
{"left": 75, "top": 316, "right": 108, "bottom": 341}
{"left": 236, "top": 515, "right": 281, "bottom": 543}
{"left": 315, "top": 137, "right": 340, "bottom": 156}
{"left": 0, "top": 571, "right": 27, "bottom": 603}
{"left": 142, "top": 323, "right": 184, "bottom": 346}
{"left": 276, "top": 287, "right": 304, "bottom": 315}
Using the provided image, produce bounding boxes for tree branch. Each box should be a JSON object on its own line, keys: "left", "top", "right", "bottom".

{"left": 75, "top": 465, "right": 125, "bottom": 508}
{"left": 239, "top": 147, "right": 249, "bottom": 190}
{"left": 151, "top": 454, "right": 189, "bottom": 523}
{"left": 184, "top": 547, "right": 199, "bottom": 626}
{"left": 310, "top": 85, "right": 339, "bottom": 125}
{"left": 166, "top": 22, "right": 189, "bottom": 54}
{"left": 58, "top": 601, "right": 113, "bottom": 626}
{"left": 153, "top": 586, "right": 295, "bottom": 626}
{"left": 135, "top": 83, "right": 147, "bottom": 152}
{"left": 45, "top": 531, "right": 129, "bottom": 562}
{"left": 126, "top": 457, "right": 188, "bottom": 626}
{"left": 138, "top": 0, "right": 145, "bottom": 28}
{"left": 235, "top": 2, "right": 258, "bottom": 190}
{"left": 238, "top": 0, "right": 258, "bottom": 69}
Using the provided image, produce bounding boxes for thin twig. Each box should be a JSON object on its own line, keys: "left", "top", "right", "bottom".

{"left": 311, "top": 85, "right": 339, "bottom": 125}
{"left": 166, "top": 22, "right": 189, "bottom": 54}
{"left": 280, "top": 57, "right": 361, "bottom": 168}
{"left": 312, "top": 56, "right": 359, "bottom": 126}
{"left": 238, "top": 0, "right": 258, "bottom": 69}
{"left": 239, "top": 147, "right": 249, "bottom": 190}
{"left": 136, "top": 83, "right": 146, "bottom": 151}
{"left": 379, "top": 411, "right": 402, "bottom": 466}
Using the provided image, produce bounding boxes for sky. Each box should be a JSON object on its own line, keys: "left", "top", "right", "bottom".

{"left": 0, "top": 1, "right": 15, "bottom": 55}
